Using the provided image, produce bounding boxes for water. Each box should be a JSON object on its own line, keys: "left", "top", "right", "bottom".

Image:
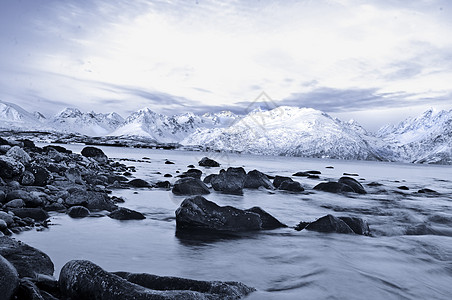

{"left": 17, "top": 145, "right": 452, "bottom": 299}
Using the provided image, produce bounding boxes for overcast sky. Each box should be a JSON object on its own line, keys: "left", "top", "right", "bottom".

{"left": 1, "top": 0, "right": 451, "bottom": 130}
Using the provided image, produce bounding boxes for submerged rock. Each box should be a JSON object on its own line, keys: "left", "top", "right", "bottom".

{"left": 273, "top": 176, "right": 293, "bottom": 189}
{"left": 244, "top": 170, "right": 274, "bottom": 189}
{"left": 198, "top": 157, "right": 220, "bottom": 167}
{"left": 172, "top": 177, "right": 210, "bottom": 195}
{"left": 211, "top": 167, "right": 246, "bottom": 194}
{"left": 108, "top": 207, "right": 145, "bottom": 220}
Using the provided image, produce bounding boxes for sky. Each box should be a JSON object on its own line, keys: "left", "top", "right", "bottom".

{"left": 1, "top": 0, "right": 451, "bottom": 131}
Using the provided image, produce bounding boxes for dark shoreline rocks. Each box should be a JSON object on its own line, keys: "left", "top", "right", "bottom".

{"left": 295, "top": 214, "right": 370, "bottom": 235}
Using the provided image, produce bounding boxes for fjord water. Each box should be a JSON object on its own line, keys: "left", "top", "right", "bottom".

{"left": 18, "top": 145, "right": 452, "bottom": 299}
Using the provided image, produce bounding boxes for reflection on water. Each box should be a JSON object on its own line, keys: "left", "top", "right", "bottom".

{"left": 18, "top": 145, "right": 452, "bottom": 299}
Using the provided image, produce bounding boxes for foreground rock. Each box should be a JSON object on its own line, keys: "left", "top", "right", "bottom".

{"left": 108, "top": 207, "right": 146, "bottom": 220}
{"left": 0, "top": 254, "right": 19, "bottom": 300}
{"left": 198, "top": 157, "right": 220, "bottom": 167}
{"left": 172, "top": 177, "right": 210, "bottom": 195}
{"left": 67, "top": 206, "right": 90, "bottom": 218}
{"left": 176, "top": 196, "right": 285, "bottom": 232}
{"left": 210, "top": 167, "right": 246, "bottom": 194}
{"left": 59, "top": 260, "right": 255, "bottom": 300}
{"left": 244, "top": 170, "right": 274, "bottom": 189}
{"left": 81, "top": 146, "right": 108, "bottom": 164}
{"left": 65, "top": 189, "right": 116, "bottom": 211}
{"left": 295, "top": 214, "right": 370, "bottom": 235}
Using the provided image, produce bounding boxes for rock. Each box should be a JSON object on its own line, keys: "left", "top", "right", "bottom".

{"left": 0, "top": 219, "right": 7, "bottom": 230}
{"left": 244, "top": 170, "right": 274, "bottom": 189}
{"left": 65, "top": 190, "right": 116, "bottom": 211}
{"left": 4, "top": 199, "right": 25, "bottom": 209}
{"left": 305, "top": 215, "right": 354, "bottom": 234}
{"left": 181, "top": 169, "right": 202, "bottom": 179}
{"left": 128, "top": 179, "right": 150, "bottom": 187}
{"left": 339, "top": 217, "right": 370, "bottom": 235}
{"left": 0, "top": 254, "right": 19, "bottom": 300}
{"left": 279, "top": 180, "right": 304, "bottom": 192}
{"left": 45, "top": 203, "right": 67, "bottom": 212}
{"left": 313, "top": 182, "right": 354, "bottom": 193}
{"left": 325, "top": 166, "right": 334, "bottom": 169}
{"left": 164, "top": 160, "right": 175, "bottom": 165}
{"left": 187, "top": 164, "right": 195, "bottom": 168}
{"left": 65, "top": 168, "right": 83, "bottom": 184}
{"left": 172, "top": 177, "right": 210, "bottom": 196}
{"left": 0, "top": 212, "right": 14, "bottom": 226}
{"left": 198, "top": 157, "right": 220, "bottom": 167}
{"left": 108, "top": 207, "right": 145, "bottom": 220}
{"left": 27, "top": 165, "right": 52, "bottom": 187}
{"left": 175, "top": 196, "right": 262, "bottom": 232}
{"left": 418, "top": 188, "right": 438, "bottom": 194}
{"left": 67, "top": 206, "right": 90, "bottom": 218}
{"left": 294, "top": 221, "right": 310, "bottom": 231}
{"left": 210, "top": 167, "right": 246, "bottom": 195}
{"left": 338, "top": 177, "right": 367, "bottom": 194}
{"left": 59, "top": 260, "right": 255, "bottom": 300}
{"left": 0, "top": 144, "right": 11, "bottom": 154}
{"left": 0, "top": 236, "right": 54, "bottom": 277}
{"left": 43, "top": 145, "right": 71, "bottom": 154}
{"left": 245, "top": 207, "right": 286, "bottom": 229}
{"left": 397, "top": 186, "right": 409, "bottom": 190}
{"left": 154, "top": 181, "right": 171, "bottom": 189}
{"left": 273, "top": 176, "right": 293, "bottom": 188}
{"left": 11, "top": 208, "right": 49, "bottom": 221}
{"left": 367, "top": 182, "right": 383, "bottom": 187}
{"left": 14, "top": 278, "right": 46, "bottom": 300}
{"left": 21, "top": 171, "right": 36, "bottom": 186}
{"left": 0, "top": 155, "right": 25, "bottom": 178}
{"left": 0, "top": 190, "right": 5, "bottom": 203}
{"left": 6, "top": 190, "right": 43, "bottom": 207}
{"left": 343, "top": 173, "right": 359, "bottom": 176}
{"left": 81, "top": 146, "right": 108, "bottom": 164}
{"left": 34, "top": 273, "right": 59, "bottom": 297}
{"left": 203, "top": 174, "right": 217, "bottom": 184}
{"left": 6, "top": 146, "right": 31, "bottom": 165}
{"left": 293, "top": 170, "right": 321, "bottom": 176}
{"left": 163, "top": 174, "right": 172, "bottom": 178}
{"left": 307, "top": 175, "right": 320, "bottom": 179}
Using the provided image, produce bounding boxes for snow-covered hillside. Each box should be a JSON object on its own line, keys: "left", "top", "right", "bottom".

{"left": 0, "top": 100, "right": 51, "bottom": 130}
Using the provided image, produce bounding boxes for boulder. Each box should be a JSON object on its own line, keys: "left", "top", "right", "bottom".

{"left": 65, "top": 190, "right": 116, "bottom": 211}
{"left": 210, "top": 167, "right": 246, "bottom": 195}
{"left": 313, "top": 182, "right": 354, "bottom": 193}
{"left": 81, "top": 146, "right": 108, "bottom": 164}
{"left": 108, "top": 207, "right": 145, "bottom": 220}
{"left": 154, "top": 181, "right": 171, "bottom": 189}
{"left": 338, "top": 177, "right": 367, "bottom": 194}
{"left": 0, "top": 212, "right": 14, "bottom": 227}
{"left": 27, "top": 165, "right": 52, "bottom": 187}
{"left": 293, "top": 170, "right": 321, "bottom": 177}
{"left": 203, "top": 174, "right": 217, "bottom": 184}
{"left": 175, "top": 196, "right": 262, "bottom": 232}
{"left": 172, "top": 177, "right": 210, "bottom": 196}
{"left": 0, "top": 219, "right": 7, "bottom": 231}
{"left": 43, "top": 145, "right": 71, "bottom": 154}
{"left": 164, "top": 160, "right": 175, "bottom": 165}
{"left": 4, "top": 199, "right": 25, "bottom": 209}
{"left": 59, "top": 260, "right": 255, "bottom": 300}
{"left": 418, "top": 188, "right": 438, "bottom": 194}
{"left": 0, "top": 255, "right": 19, "bottom": 300}
{"left": 128, "top": 179, "right": 150, "bottom": 188}
{"left": 0, "top": 156, "right": 25, "bottom": 178}
{"left": 244, "top": 170, "right": 274, "bottom": 189}
{"left": 6, "top": 190, "right": 43, "bottom": 208}
{"left": 273, "top": 176, "right": 293, "bottom": 189}
{"left": 67, "top": 206, "right": 90, "bottom": 218}
{"left": 0, "top": 236, "right": 54, "bottom": 277}
{"left": 181, "top": 169, "right": 202, "bottom": 179}
{"left": 245, "top": 207, "right": 286, "bottom": 229}
{"left": 339, "top": 217, "right": 370, "bottom": 235}
{"left": 279, "top": 180, "right": 304, "bottom": 192}
{"left": 21, "top": 171, "right": 35, "bottom": 186}
{"left": 14, "top": 278, "right": 46, "bottom": 300}
{"left": 11, "top": 208, "right": 49, "bottom": 222}
{"left": 397, "top": 186, "right": 409, "bottom": 190}
{"left": 0, "top": 190, "right": 5, "bottom": 203}
{"left": 163, "top": 174, "right": 172, "bottom": 178}
{"left": 65, "top": 168, "right": 83, "bottom": 184}
{"left": 198, "top": 157, "right": 220, "bottom": 167}
{"left": 6, "top": 146, "right": 31, "bottom": 165}
{"left": 304, "top": 215, "right": 354, "bottom": 234}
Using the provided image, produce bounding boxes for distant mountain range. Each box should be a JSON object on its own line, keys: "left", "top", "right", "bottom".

{"left": 0, "top": 99, "right": 451, "bottom": 164}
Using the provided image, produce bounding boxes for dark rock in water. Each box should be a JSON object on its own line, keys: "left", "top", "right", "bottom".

{"left": 11, "top": 208, "right": 49, "bottom": 221}
{"left": 15, "top": 277, "right": 47, "bottom": 300}
{"left": 109, "top": 207, "right": 145, "bottom": 220}
{"left": 164, "top": 173, "right": 173, "bottom": 177}
{"left": 187, "top": 164, "right": 195, "bottom": 168}
{"left": 81, "top": 146, "right": 108, "bottom": 164}
{"left": 306, "top": 170, "right": 321, "bottom": 175}
{"left": 0, "top": 236, "right": 54, "bottom": 277}
{"left": 123, "top": 171, "right": 132, "bottom": 177}
{"left": 292, "top": 171, "right": 310, "bottom": 177}
{"left": 245, "top": 207, "right": 286, "bottom": 229}
{"left": 244, "top": 170, "right": 274, "bottom": 189}
{"left": 273, "top": 176, "right": 293, "bottom": 189}
{"left": 59, "top": 260, "right": 255, "bottom": 300}
{"left": 397, "top": 186, "right": 409, "bottom": 190}
{"left": 294, "top": 221, "right": 310, "bottom": 231}
{"left": 313, "top": 182, "right": 354, "bottom": 193}
{"left": 203, "top": 174, "right": 217, "bottom": 184}
{"left": 343, "top": 173, "right": 359, "bottom": 176}
{"left": 338, "top": 177, "right": 367, "bottom": 194}
{"left": 305, "top": 215, "right": 354, "bottom": 234}
{"left": 21, "top": 170, "right": 35, "bottom": 186}
{"left": 307, "top": 175, "right": 320, "bottom": 179}
{"left": 43, "top": 145, "right": 71, "bottom": 154}
{"left": 155, "top": 181, "right": 171, "bottom": 189}
{"left": 67, "top": 206, "right": 90, "bottom": 218}
{"left": 367, "top": 182, "right": 383, "bottom": 187}
{"left": 114, "top": 271, "right": 256, "bottom": 299}
{"left": 65, "top": 190, "right": 116, "bottom": 211}
{"left": 325, "top": 166, "right": 334, "bottom": 169}
{"left": 338, "top": 217, "right": 370, "bottom": 235}
{"left": 128, "top": 179, "right": 150, "bottom": 187}
{"left": 164, "top": 160, "right": 175, "bottom": 165}
{"left": 279, "top": 180, "right": 304, "bottom": 192}
{"left": 172, "top": 177, "right": 210, "bottom": 195}
{"left": 0, "top": 255, "right": 19, "bottom": 300}
{"left": 27, "top": 164, "right": 52, "bottom": 186}
{"left": 176, "top": 196, "right": 262, "bottom": 232}
{"left": 181, "top": 168, "right": 202, "bottom": 179}
{"left": 0, "top": 156, "right": 25, "bottom": 178}
{"left": 211, "top": 167, "right": 246, "bottom": 195}
{"left": 198, "top": 157, "right": 220, "bottom": 167}
{"left": 405, "top": 223, "right": 440, "bottom": 236}
{"left": 418, "top": 188, "right": 437, "bottom": 194}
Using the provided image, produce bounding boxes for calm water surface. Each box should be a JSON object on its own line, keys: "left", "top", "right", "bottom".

{"left": 18, "top": 145, "right": 452, "bottom": 299}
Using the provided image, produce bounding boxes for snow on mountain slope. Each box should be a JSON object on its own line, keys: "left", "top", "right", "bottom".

{"left": 0, "top": 100, "right": 51, "bottom": 130}
{"left": 51, "top": 108, "right": 124, "bottom": 136}
{"left": 182, "top": 106, "right": 391, "bottom": 160}
{"left": 377, "top": 108, "right": 452, "bottom": 164}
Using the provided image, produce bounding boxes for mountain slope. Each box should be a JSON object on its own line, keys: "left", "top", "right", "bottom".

{"left": 0, "top": 100, "right": 49, "bottom": 130}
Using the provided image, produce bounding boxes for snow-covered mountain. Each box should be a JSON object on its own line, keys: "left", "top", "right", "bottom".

{"left": 51, "top": 108, "right": 124, "bottom": 136}
{"left": 377, "top": 108, "right": 452, "bottom": 164}
{"left": 0, "top": 100, "right": 49, "bottom": 130}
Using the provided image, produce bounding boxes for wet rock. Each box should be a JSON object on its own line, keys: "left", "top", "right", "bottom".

{"left": 0, "top": 190, "right": 5, "bottom": 203}
{"left": 211, "top": 167, "right": 246, "bottom": 195}
{"left": 0, "top": 219, "right": 8, "bottom": 231}
{"left": 244, "top": 170, "right": 274, "bottom": 189}
{"left": 367, "top": 182, "right": 383, "bottom": 187}
{"left": 307, "top": 175, "right": 320, "bottom": 179}
{"left": 279, "top": 180, "right": 304, "bottom": 192}
{"left": 313, "top": 182, "right": 354, "bottom": 193}
{"left": 292, "top": 171, "right": 310, "bottom": 177}
{"left": 163, "top": 174, "right": 172, "bottom": 178}
{"left": 65, "top": 190, "right": 116, "bottom": 211}
{"left": 304, "top": 215, "right": 354, "bottom": 234}
{"left": 128, "top": 179, "right": 150, "bottom": 188}
{"left": 0, "top": 212, "right": 14, "bottom": 227}
{"left": 4, "top": 199, "right": 25, "bottom": 209}
{"left": 273, "top": 176, "right": 293, "bottom": 189}
{"left": 343, "top": 173, "right": 359, "bottom": 176}
{"left": 0, "top": 236, "right": 54, "bottom": 277}
{"left": 21, "top": 171, "right": 35, "bottom": 186}
{"left": 0, "top": 144, "right": 11, "bottom": 154}
{"left": 418, "top": 188, "right": 437, "bottom": 194}
{"left": 11, "top": 208, "right": 49, "bottom": 222}
{"left": 27, "top": 165, "right": 52, "bottom": 187}
{"left": 15, "top": 278, "right": 46, "bottom": 300}
{"left": 198, "top": 157, "right": 220, "bottom": 167}
{"left": 294, "top": 221, "right": 310, "bottom": 231}
{"left": 203, "top": 174, "right": 217, "bottom": 184}
{"left": 245, "top": 207, "right": 286, "bottom": 229}
{"left": 181, "top": 169, "right": 202, "bottom": 179}
{"left": 0, "top": 254, "right": 19, "bottom": 300}
{"left": 187, "top": 164, "right": 195, "bottom": 168}
{"left": 108, "top": 207, "right": 145, "bottom": 220}
{"left": 176, "top": 196, "right": 262, "bottom": 232}
{"left": 172, "top": 177, "right": 210, "bottom": 196}
{"left": 59, "top": 260, "right": 255, "bottom": 300}
{"left": 338, "top": 217, "right": 370, "bottom": 235}
{"left": 6, "top": 146, "right": 31, "bottom": 165}
{"left": 154, "top": 181, "right": 171, "bottom": 189}
{"left": 397, "top": 186, "right": 409, "bottom": 190}
{"left": 0, "top": 155, "right": 25, "bottom": 178}
{"left": 164, "top": 160, "right": 175, "bottom": 165}
{"left": 325, "top": 166, "right": 334, "bottom": 169}
{"left": 6, "top": 190, "right": 43, "bottom": 208}
{"left": 43, "top": 145, "right": 71, "bottom": 154}
{"left": 81, "top": 146, "right": 108, "bottom": 164}
{"left": 338, "top": 177, "right": 367, "bottom": 194}
{"left": 45, "top": 203, "right": 67, "bottom": 212}
{"left": 67, "top": 206, "right": 90, "bottom": 218}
